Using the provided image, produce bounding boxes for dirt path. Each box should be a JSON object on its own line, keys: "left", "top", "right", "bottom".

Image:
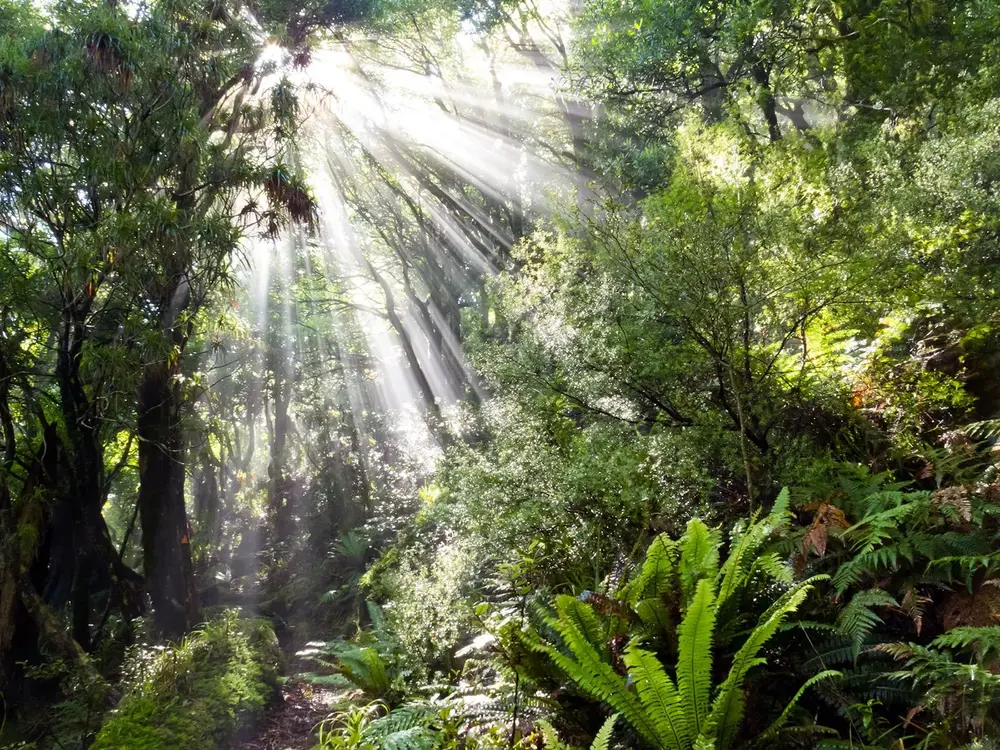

{"left": 235, "top": 678, "right": 342, "bottom": 750}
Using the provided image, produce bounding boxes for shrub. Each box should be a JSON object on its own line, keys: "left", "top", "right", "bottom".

{"left": 89, "top": 611, "right": 280, "bottom": 749}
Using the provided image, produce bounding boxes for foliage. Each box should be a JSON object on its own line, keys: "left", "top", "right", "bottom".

{"left": 780, "top": 468, "right": 1000, "bottom": 747}
{"left": 89, "top": 612, "right": 280, "bottom": 749}
{"left": 314, "top": 699, "right": 518, "bottom": 749}
{"left": 3, "top": 0, "right": 1000, "bottom": 747}
{"left": 299, "top": 603, "right": 410, "bottom": 704}
{"left": 497, "top": 496, "right": 839, "bottom": 748}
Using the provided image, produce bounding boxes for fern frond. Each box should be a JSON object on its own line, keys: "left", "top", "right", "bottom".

{"left": 746, "top": 552, "right": 794, "bottom": 587}
{"left": 701, "top": 577, "right": 823, "bottom": 744}
{"left": 543, "top": 621, "right": 663, "bottom": 749}
{"left": 622, "top": 534, "right": 678, "bottom": 604}
{"left": 754, "top": 670, "right": 842, "bottom": 744}
{"left": 680, "top": 519, "right": 721, "bottom": 603}
{"left": 624, "top": 645, "right": 688, "bottom": 750}
{"left": 960, "top": 418, "right": 1000, "bottom": 442}
{"left": 555, "top": 595, "right": 608, "bottom": 653}
{"left": 635, "top": 597, "right": 672, "bottom": 638}
{"left": 931, "top": 626, "right": 1000, "bottom": 660}
{"left": 537, "top": 719, "right": 567, "bottom": 749}
{"left": 836, "top": 589, "right": 897, "bottom": 661}
{"left": 765, "top": 488, "right": 793, "bottom": 530}
{"left": 677, "top": 579, "right": 716, "bottom": 737}
{"left": 590, "top": 714, "right": 619, "bottom": 750}
{"left": 711, "top": 683, "right": 745, "bottom": 750}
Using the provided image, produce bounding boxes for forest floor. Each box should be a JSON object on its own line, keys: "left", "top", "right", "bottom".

{"left": 235, "top": 675, "right": 343, "bottom": 750}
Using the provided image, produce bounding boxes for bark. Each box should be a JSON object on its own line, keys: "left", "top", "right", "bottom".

{"left": 775, "top": 100, "right": 811, "bottom": 132}
{"left": 54, "top": 299, "right": 143, "bottom": 648}
{"left": 137, "top": 362, "right": 199, "bottom": 639}
{"left": 193, "top": 453, "right": 220, "bottom": 549}
{"left": 0, "top": 351, "right": 16, "bottom": 689}
{"left": 364, "top": 259, "right": 450, "bottom": 447}
{"left": 19, "top": 580, "right": 119, "bottom": 705}
{"left": 266, "top": 345, "right": 294, "bottom": 550}
{"left": 56, "top": 307, "right": 103, "bottom": 649}
{"left": 0, "top": 497, "right": 15, "bottom": 690}
{"left": 753, "top": 64, "right": 781, "bottom": 141}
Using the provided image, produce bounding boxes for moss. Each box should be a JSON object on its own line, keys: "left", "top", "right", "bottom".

{"left": 90, "top": 611, "right": 280, "bottom": 750}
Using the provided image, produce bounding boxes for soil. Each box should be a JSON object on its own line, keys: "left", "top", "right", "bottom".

{"left": 234, "top": 678, "right": 343, "bottom": 750}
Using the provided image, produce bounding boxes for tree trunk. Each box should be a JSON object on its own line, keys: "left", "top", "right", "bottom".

{"left": 0, "top": 482, "right": 16, "bottom": 690}
{"left": 19, "top": 580, "right": 119, "bottom": 705}
{"left": 193, "top": 452, "right": 220, "bottom": 551}
{"left": 753, "top": 64, "right": 781, "bottom": 141}
{"left": 56, "top": 303, "right": 141, "bottom": 648}
{"left": 0, "top": 348, "right": 16, "bottom": 688}
{"left": 137, "top": 363, "right": 199, "bottom": 638}
{"left": 267, "top": 359, "right": 293, "bottom": 548}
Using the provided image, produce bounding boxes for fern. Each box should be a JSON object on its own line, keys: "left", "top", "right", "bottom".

{"left": 676, "top": 579, "right": 716, "bottom": 737}
{"left": 836, "top": 589, "right": 898, "bottom": 662}
{"left": 540, "top": 615, "right": 663, "bottom": 748}
{"left": 537, "top": 714, "right": 619, "bottom": 750}
{"left": 634, "top": 597, "right": 672, "bottom": 637}
{"left": 530, "top": 520, "right": 827, "bottom": 750}
{"left": 590, "top": 714, "right": 618, "bottom": 750}
{"left": 624, "top": 645, "right": 688, "bottom": 749}
{"left": 679, "top": 520, "right": 721, "bottom": 602}
{"left": 556, "top": 595, "right": 610, "bottom": 654}
{"left": 931, "top": 626, "right": 1000, "bottom": 660}
{"left": 622, "top": 533, "right": 679, "bottom": 604}
{"left": 959, "top": 418, "right": 1000, "bottom": 442}
{"left": 754, "top": 670, "right": 841, "bottom": 744}
{"left": 699, "top": 577, "right": 825, "bottom": 746}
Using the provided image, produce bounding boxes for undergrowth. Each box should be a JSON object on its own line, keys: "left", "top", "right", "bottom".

{"left": 89, "top": 610, "right": 280, "bottom": 749}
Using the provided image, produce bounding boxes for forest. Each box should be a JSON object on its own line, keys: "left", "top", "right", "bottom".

{"left": 1, "top": 0, "right": 1000, "bottom": 747}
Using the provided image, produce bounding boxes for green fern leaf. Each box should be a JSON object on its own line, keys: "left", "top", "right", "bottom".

{"left": 623, "top": 534, "right": 678, "bottom": 604}
{"left": 537, "top": 719, "right": 566, "bottom": 749}
{"left": 624, "top": 645, "right": 689, "bottom": 749}
{"left": 635, "top": 597, "right": 672, "bottom": 636}
{"left": 709, "top": 682, "right": 744, "bottom": 750}
{"left": 931, "top": 626, "right": 1000, "bottom": 660}
{"left": 590, "top": 714, "right": 619, "bottom": 750}
{"left": 544, "top": 618, "right": 663, "bottom": 749}
{"left": 754, "top": 670, "right": 842, "bottom": 744}
{"left": 680, "top": 520, "right": 721, "bottom": 603}
{"left": 677, "top": 578, "right": 717, "bottom": 736}
{"left": 702, "top": 577, "right": 823, "bottom": 744}
{"left": 555, "top": 595, "right": 608, "bottom": 652}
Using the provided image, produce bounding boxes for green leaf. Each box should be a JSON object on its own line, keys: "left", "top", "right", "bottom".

{"left": 677, "top": 578, "right": 717, "bottom": 737}
{"left": 590, "top": 713, "right": 619, "bottom": 750}
{"left": 623, "top": 645, "right": 688, "bottom": 750}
